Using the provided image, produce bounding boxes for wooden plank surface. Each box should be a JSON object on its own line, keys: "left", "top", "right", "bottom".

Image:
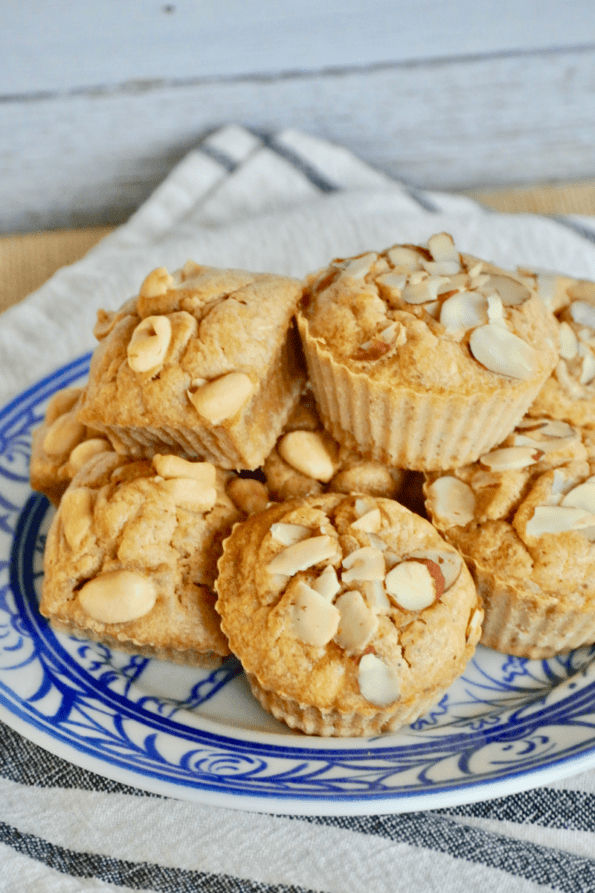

{"left": 2, "top": 1, "right": 595, "bottom": 234}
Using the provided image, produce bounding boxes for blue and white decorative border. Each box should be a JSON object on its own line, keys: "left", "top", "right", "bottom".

{"left": 2, "top": 357, "right": 595, "bottom": 814}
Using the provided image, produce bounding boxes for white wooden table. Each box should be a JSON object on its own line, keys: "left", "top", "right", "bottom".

{"left": 2, "top": 0, "right": 595, "bottom": 234}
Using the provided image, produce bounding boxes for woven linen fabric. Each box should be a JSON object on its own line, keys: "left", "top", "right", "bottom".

{"left": 2, "top": 125, "right": 595, "bottom": 892}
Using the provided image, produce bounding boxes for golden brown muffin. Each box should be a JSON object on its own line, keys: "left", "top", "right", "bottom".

{"left": 41, "top": 451, "right": 242, "bottom": 667}
{"left": 77, "top": 262, "right": 305, "bottom": 470}
{"left": 425, "top": 416, "right": 595, "bottom": 658}
{"left": 30, "top": 386, "right": 115, "bottom": 505}
{"left": 216, "top": 492, "right": 482, "bottom": 736}
{"left": 521, "top": 275, "right": 595, "bottom": 429}
{"left": 297, "top": 234, "right": 559, "bottom": 470}
{"left": 263, "top": 388, "right": 404, "bottom": 502}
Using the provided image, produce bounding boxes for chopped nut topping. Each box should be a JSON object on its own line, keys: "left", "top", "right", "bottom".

{"left": 480, "top": 274, "right": 530, "bottom": 306}
{"left": 342, "top": 546, "right": 385, "bottom": 582}
{"left": 188, "top": 372, "right": 253, "bottom": 425}
{"left": 407, "top": 550, "right": 462, "bottom": 591}
{"left": 560, "top": 481, "right": 595, "bottom": 513}
{"left": 267, "top": 534, "right": 338, "bottom": 577}
{"left": 427, "top": 232, "right": 460, "bottom": 267}
{"left": 350, "top": 507, "right": 382, "bottom": 532}
{"left": 278, "top": 430, "right": 335, "bottom": 482}
{"left": 469, "top": 324, "right": 539, "bottom": 380}
{"left": 425, "top": 477, "right": 476, "bottom": 528}
{"left": 525, "top": 505, "right": 595, "bottom": 537}
{"left": 290, "top": 580, "right": 340, "bottom": 647}
{"left": 270, "top": 522, "right": 312, "bottom": 546}
{"left": 226, "top": 477, "right": 269, "bottom": 515}
{"left": 385, "top": 560, "right": 442, "bottom": 611}
{"left": 440, "top": 291, "right": 488, "bottom": 335}
{"left": 311, "top": 564, "right": 341, "bottom": 600}
{"left": 479, "top": 445, "right": 543, "bottom": 472}
{"left": 78, "top": 570, "right": 157, "bottom": 624}
{"left": 358, "top": 653, "right": 400, "bottom": 706}
{"left": 334, "top": 590, "right": 378, "bottom": 653}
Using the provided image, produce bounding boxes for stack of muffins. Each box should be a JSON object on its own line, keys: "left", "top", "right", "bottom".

{"left": 32, "top": 234, "right": 595, "bottom": 736}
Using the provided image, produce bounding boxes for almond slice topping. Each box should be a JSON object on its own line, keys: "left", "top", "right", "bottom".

{"left": 188, "top": 372, "right": 253, "bottom": 424}
{"left": 385, "top": 560, "right": 442, "bottom": 611}
{"left": 570, "top": 301, "right": 595, "bottom": 331}
{"left": 559, "top": 321, "right": 579, "bottom": 360}
{"left": 278, "top": 430, "right": 335, "bottom": 482}
{"left": 479, "top": 445, "right": 543, "bottom": 472}
{"left": 334, "top": 591, "right": 378, "bottom": 653}
{"left": 428, "top": 232, "right": 460, "bottom": 266}
{"left": 350, "top": 508, "right": 382, "bottom": 533}
{"left": 342, "top": 546, "right": 385, "bottom": 582}
{"left": 561, "top": 482, "right": 595, "bottom": 513}
{"left": 387, "top": 246, "right": 423, "bottom": 270}
{"left": 440, "top": 291, "right": 488, "bottom": 334}
{"left": 481, "top": 275, "right": 531, "bottom": 306}
{"left": 342, "top": 253, "right": 377, "bottom": 279}
{"left": 525, "top": 505, "right": 595, "bottom": 537}
{"left": 290, "top": 580, "right": 340, "bottom": 647}
{"left": 358, "top": 653, "right": 400, "bottom": 706}
{"left": 267, "top": 535, "right": 338, "bottom": 577}
{"left": 311, "top": 564, "right": 341, "bottom": 600}
{"left": 360, "top": 579, "right": 391, "bottom": 613}
{"left": 469, "top": 325, "right": 538, "bottom": 380}
{"left": 270, "top": 522, "right": 312, "bottom": 546}
{"left": 407, "top": 550, "right": 462, "bottom": 591}
{"left": 425, "top": 477, "right": 476, "bottom": 528}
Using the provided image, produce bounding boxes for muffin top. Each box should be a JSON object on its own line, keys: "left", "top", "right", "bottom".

{"left": 41, "top": 450, "right": 242, "bottom": 657}
{"left": 424, "top": 416, "right": 595, "bottom": 606}
{"left": 299, "top": 234, "right": 558, "bottom": 396}
{"left": 521, "top": 275, "right": 595, "bottom": 428}
{"left": 78, "top": 261, "right": 302, "bottom": 430}
{"left": 216, "top": 492, "right": 481, "bottom": 717}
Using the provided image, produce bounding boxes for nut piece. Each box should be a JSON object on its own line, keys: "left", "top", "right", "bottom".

{"left": 68, "top": 438, "right": 113, "bottom": 475}
{"left": 78, "top": 570, "right": 157, "bottom": 624}
{"left": 440, "top": 292, "right": 488, "bottom": 335}
{"left": 561, "top": 481, "right": 595, "bottom": 513}
{"left": 43, "top": 413, "right": 87, "bottom": 457}
{"left": 334, "top": 591, "right": 378, "bottom": 653}
{"left": 139, "top": 266, "right": 174, "bottom": 298}
{"left": 278, "top": 430, "right": 335, "bottom": 482}
{"left": 267, "top": 535, "right": 338, "bottom": 577}
{"left": 342, "top": 546, "right": 385, "bottom": 582}
{"left": 425, "top": 477, "right": 476, "bottom": 529}
{"left": 469, "top": 324, "right": 539, "bottom": 380}
{"left": 270, "top": 522, "right": 312, "bottom": 546}
{"left": 358, "top": 653, "right": 400, "bottom": 706}
{"left": 525, "top": 505, "right": 595, "bottom": 537}
{"left": 153, "top": 455, "right": 216, "bottom": 488}
{"left": 188, "top": 372, "right": 253, "bottom": 425}
{"left": 61, "top": 487, "right": 94, "bottom": 551}
{"left": 127, "top": 315, "right": 172, "bottom": 375}
{"left": 45, "top": 387, "right": 82, "bottom": 425}
{"left": 385, "top": 560, "right": 442, "bottom": 611}
{"left": 350, "top": 508, "right": 382, "bottom": 532}
{"left": 479, "top": 445, "right": 543, "bottom": 472}
{"left": 226, "top": 477, "right": 269, "bottom": 515}
{"left": 158, "top": 477, "right": 217, "bottom": 512}
{"left": 311, "top": 564, "right": 341, "bottom": 600}
{"left": 290, "top": 580, "right": 340, "bottom": 647}
{"left": 407, "top": 550, "right": 462, "bottom": 592}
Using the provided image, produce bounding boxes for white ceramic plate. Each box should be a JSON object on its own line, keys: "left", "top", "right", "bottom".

{"left": 2, "top": 355, "right": 595, "bottom": 815}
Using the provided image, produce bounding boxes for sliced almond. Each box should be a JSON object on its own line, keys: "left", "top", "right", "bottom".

{"left": 377, "top": 272, "right": 407, "bottom": 291}
{"left": 479, "top": 445, "right": 543, "bottom": 472}
{"left": 152, "top": 455, "right": 216, "bottom": 488}
{"left": 407, "top": 550, "right": 462, "bottom": 591}
{"left": 158, "top": 478, "right": 217, "bottom": 512}
{"left": 350, "top": 508, "right": 382, "bottom": 533}
{"left": 270, "top": 522, "right": 312, "bottom": 546}
{"left": 290, "top": 580, "right": 340, "bottom": 647}
{"left": 385, "top": 560, "right": 441, "bottom": 611}
{"left": 425, "top": 477, "right": 476, "bottom": 528}
{"left": 486, "top": 292, "right": 507, "bottom": 327}
{"left": 525, "top": 505, "right": 595, "bottom": 537}
{"left": 402, "top": 275, "right": 448, "bottom": 305}
{"left": 358, "top": 653, "right": 400, "bottom": 706}
{"left": 311, "top": 564, "right": 341, "bottom": 600}
{"left": 559, "top": 321, "right": 579, "bottom": 360}
{"left": 267, "top": 535, "right": 338, "bottom": 577}
{"left": 579, "top": 343, "right": 595, "bottom": 385}
{"left": 469, "top": 325, "right": 538, "bottom": 380}
{"left": 277, "top": 430, "right": 335, "bottom": 482}
{"left": 360, "top": 579, "right": 391, "bottom": 613}
{"left": 342, "top": 253, "right": 377, "bottom": 279}
{"left": 387, "top": 246, "right": 423, "bottom": 270}
{"left": 342, "top": 546, "right": 385, "bottom": 582}
{"left": 334, "top": 591, "right": 378, "bottom": 653}
{"left": 481, "top": 275, "right": 530, "bottom": 306}
{"left": 570, "top": 301, "right": 595, "bottom": 330}
{"left": 427, "top": 232, "right": 459, "bottom": 266}
{"left": 440, "top": 291, "right": 488, "bottom": 334}
{"left": 188, "top": 372, "right": 253, "bottom": 425}
{"left": 561, "top": 482, "right": 595, "bottom": 513}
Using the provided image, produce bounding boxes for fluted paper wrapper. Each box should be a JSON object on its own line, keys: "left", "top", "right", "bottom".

{"left": 297, "top": 314, "right": 553, "bottom": 471}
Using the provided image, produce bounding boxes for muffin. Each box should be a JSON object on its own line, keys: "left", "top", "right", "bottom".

{"left": 30, "top": 386, "right": 115, "bottom": 505}
{"left": 216, "top": 492, "right": 482, "bottom": 736}
{"left": 77, "top": 262, "right": 305, "bottom": 470}
{"left": 297, "top": 234, "right": 559, "bottom": 470}
{"left": 425, "top": 416, "right": 595, "bottom": 657}
{"left": 263, "top": 387, "right": 404, "bottom": 502}
{"left": 41, "top": 450, "right": 241, "bottom": 666}
{"left": 521, "top": 275, "right": 595, "bottom": 429}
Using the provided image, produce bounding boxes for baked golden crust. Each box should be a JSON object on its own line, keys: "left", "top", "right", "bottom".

{"left": 77, "top": 262, "right": 305, "bottom": 470}
{"left": 41, "top": 451, "right": 242, "bottom": 666}
{"left": 297, "top": 236, "right": 559, "bottom": 470}
{"left": 30, "top": 386, "right": 114, "bottom": 505}
{"left": 215, "top": 493, "right": 481, "bottom": 736}
{"left": 425, "top": 417, "right": 595, "bottom": 657}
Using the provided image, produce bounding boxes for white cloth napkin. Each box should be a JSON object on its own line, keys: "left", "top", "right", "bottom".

{"left": 2, "top": 125, "right": 595, "bottom": 893}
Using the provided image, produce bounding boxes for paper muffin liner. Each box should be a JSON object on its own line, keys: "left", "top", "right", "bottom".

{"left": 246, "top": 673, "right": 457, "bottom": 737}
{"left": 297, "top": 314, "right": 553, "bottom": 471}
{"left": 469, "top": 559, "right": 595, "bottom": 659}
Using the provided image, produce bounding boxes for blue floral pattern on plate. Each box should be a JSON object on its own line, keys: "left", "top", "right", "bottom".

{"left": 2, "top": 356, "right": 595, "bottom": 814}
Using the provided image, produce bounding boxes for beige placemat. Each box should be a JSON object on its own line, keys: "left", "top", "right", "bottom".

{"left": 2, "top": 180, "right": 595, "bottom": 315}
